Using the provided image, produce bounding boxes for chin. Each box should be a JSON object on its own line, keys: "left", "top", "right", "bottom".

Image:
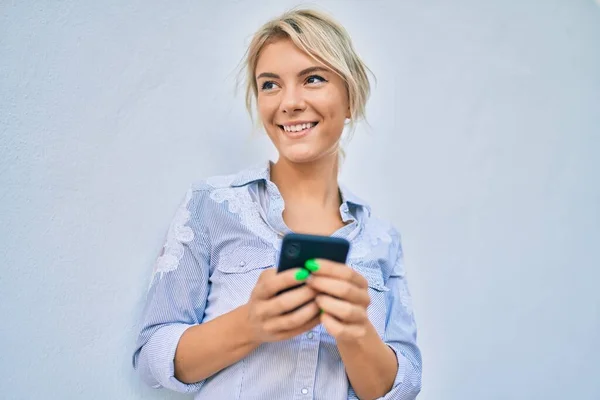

{"left": 280, "top": 146, "right": 321, "bottom": 164}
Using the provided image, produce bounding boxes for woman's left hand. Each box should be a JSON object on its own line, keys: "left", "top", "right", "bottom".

{"left": 304, "top": 259, "right": 373, "bottom": 343}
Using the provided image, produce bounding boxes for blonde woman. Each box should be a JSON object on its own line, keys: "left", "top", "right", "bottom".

{"left": 133, "top": 8, "right": 422, "bottom": 400}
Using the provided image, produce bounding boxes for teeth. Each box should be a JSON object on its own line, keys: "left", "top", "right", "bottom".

{"left": 283, "top": 122, "right": 315, "bottom": 132}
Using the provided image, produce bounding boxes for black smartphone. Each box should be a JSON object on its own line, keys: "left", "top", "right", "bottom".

{"left": 277, "top": 233, "right": 350, "bottom": 274}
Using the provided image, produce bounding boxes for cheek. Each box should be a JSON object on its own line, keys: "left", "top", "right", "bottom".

{"left": 313, "top": 91, "right": 348, "bottom": 121}
{"left": 257, "top": 96, "right": 277, "bottom": 121}
{"left": 257, "top": 98, "right": 279, "bottom": 143}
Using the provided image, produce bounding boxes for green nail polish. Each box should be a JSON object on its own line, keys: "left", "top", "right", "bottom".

{"left": 305, "top": 259, "right": 320, "bottom": 272}
{"left": 295, "top": 268, "right": 310, "bottom": 281}
{"left": 320, "top": 309, "right": 324, "bottom": 315}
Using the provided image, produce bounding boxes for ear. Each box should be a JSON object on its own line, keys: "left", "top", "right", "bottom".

{"left": 345, "top": 106, "right": 351, "bottom": 119}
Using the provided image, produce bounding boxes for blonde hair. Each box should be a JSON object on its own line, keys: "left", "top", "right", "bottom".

{"left": 239, "top": 7, "right": 373, "bottom": 149}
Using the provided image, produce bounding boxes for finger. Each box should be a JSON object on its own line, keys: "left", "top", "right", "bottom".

{"left": 253, "top": 269, "right": 277, "bottom": 300}
{"left": 307, "top": 275, "right": 370, "bottom": 307}
{"left": 263, "top": 300, "right": 320, "bottom": 334}
{"left": 308, "top": 259, "right": 368, "bottom": 289}
{"left": 315, "top": 294, "right": 368, "bottom": 324}
{"left": 261, "top": 285, "right": 318, "bottom": 318}
{"left": 254, "top": 268, "right": 309, "bottom": 300}
{"left": 272, "top": 314, "right": 321, "bottom": 342}
{"left": 320, "top": 313, "right": 367, "bottom": 340}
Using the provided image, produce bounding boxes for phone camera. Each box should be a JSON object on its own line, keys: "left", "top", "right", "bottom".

{"left": 285, "top": 243, "right": 301, "bottom": 259}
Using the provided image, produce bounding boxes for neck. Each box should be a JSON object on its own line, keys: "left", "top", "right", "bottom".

{"left": 270, "top": 155, "right": 341, "bottom": 209}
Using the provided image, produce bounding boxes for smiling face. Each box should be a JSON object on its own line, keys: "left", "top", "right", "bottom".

{"left": 255, "top": 38, "right": 350, "bottom": 164}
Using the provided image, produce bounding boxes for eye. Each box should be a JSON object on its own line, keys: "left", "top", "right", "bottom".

{"left": 306, "top": 75, "right": 327, "bottom": 85}
{"left": 260, "top": 81, "right": 279, "bottom": 91}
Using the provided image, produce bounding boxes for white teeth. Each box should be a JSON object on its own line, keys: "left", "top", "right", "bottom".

{"left": 283, "top": 122, "right": 316, "bottom": 132}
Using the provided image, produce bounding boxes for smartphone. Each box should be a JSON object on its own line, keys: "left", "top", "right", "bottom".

{"left": 277, "top": 233, "right": 350, "bottom": 274}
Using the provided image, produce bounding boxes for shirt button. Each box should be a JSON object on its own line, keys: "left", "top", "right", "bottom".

{"left": 307, "top": 332, "right": 314, "bottom": 339}
{"left": 239, "top": 261, "right": 246, "bottom": 267}
{"left": 301, "top": 388, "right": 309, "bottom": 395}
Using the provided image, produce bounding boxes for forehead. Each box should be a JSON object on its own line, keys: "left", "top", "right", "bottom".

{"left": 255, "top": 38, "right": 324, "bottom": 75}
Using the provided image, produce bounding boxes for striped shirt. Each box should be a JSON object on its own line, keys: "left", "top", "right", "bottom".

{"left": 132, "top": 161, "right": 422, "bottom": 399}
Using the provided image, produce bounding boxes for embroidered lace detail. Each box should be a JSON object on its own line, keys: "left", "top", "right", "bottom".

{"left": 149, "top": 188, "right": 195, "bottom": 289}
{"left": 349, "top": 218, "right": 393, "bottom": 260}
{"left": 207, "top": 175, "right": 279, "bottom": 250}
{"left": 399, "top": 282, "right": 414, "bottom": 316}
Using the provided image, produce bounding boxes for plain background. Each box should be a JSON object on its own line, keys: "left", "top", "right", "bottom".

{"left": 1, "top": 0, "right": 599, "bottom": 399}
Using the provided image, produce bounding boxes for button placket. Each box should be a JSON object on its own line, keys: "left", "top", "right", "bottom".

{"left": 292, "top": 329, "right": 319, "bottom": 399}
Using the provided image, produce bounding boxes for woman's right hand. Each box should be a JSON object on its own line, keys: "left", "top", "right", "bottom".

{"left": 245, "top": 268, "right": 321, "bottom": 344}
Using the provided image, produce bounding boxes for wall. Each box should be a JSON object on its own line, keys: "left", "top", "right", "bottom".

{"left": 1, "top": 0, "right": 599, "bottom": 399}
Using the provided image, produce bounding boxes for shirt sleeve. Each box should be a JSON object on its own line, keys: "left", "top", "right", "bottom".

{"left": 132, "top": 188, "right": 211, "bottom": 393}
{"left": 378, "top": 230, "right": 422, "bottom": 399}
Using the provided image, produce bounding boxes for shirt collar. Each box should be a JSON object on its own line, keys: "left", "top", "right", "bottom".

{"left": 230, "top": 160, "right": 371, "bottom": 214}
{"left": 338, "top": 183, "right": 371, "bottom": 215}
{"left": 230, "top": 161, "right": 270, "bottom": 188}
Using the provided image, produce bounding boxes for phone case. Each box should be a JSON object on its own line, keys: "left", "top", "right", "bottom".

{"left": 277, "top": 233, "right": 350, "bottom": 273}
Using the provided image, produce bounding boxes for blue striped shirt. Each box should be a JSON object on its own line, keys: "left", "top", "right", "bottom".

{"left": 132, "top": 161, "right": 422, "bottom": 399}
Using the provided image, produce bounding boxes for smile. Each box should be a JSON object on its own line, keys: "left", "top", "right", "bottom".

{"left": 277, "top": 122, "right": 318, "bottom": 137}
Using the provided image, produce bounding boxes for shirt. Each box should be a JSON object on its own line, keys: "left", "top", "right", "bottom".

{"left": 132, "top": 161, "right": 422, "bottom": 400}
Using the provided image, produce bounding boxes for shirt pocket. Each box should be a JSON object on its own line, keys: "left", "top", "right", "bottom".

{"left": 209, "top": 246, "right": 276, "bottom": 315}
{"left": 349, "top": 259, "right": 390, "bottom": 337}
{"left": 216, "top": 245, "right": 276, "bottom": 274}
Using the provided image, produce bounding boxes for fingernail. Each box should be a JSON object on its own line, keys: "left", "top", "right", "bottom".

{"left": 305, "top": 259, "right": 320, "bottom": 272}
{"left": 320, "top": 309, "right": 324, "bottom": 315}
{"left": 295, "top": 268, "right": 310, "bottom": 281}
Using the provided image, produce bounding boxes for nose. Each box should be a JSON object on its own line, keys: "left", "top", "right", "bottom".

{"left": 279, "top": 86, "right": 306, "bottom": 114}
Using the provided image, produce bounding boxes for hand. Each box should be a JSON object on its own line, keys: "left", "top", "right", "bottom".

{"left": 305, "top": 259, "right": 372, "bottom": 343}
{"left": 245, "top": 268, "right": 321, "bottom": 344}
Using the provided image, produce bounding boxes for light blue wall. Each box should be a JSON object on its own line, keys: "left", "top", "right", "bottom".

{"left": 1, "top": 1, "right": 599, "bottom": 399}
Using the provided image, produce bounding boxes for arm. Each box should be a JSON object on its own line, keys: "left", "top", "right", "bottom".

{"left": 368, "top": 232, "right": 422, "bottom": 399}
{"left": 132, "top": 188, "right": 215, "bottom": 393}
{"left": 308, "top": 263, "right": 399, "bottom": 400}
{"left": 173, "top": 304, "right": 259, "bottom": 383}
{"left": 133, "top": 189, "right": 260, "bottom": 390}
{"left": 133, "top": 189, "right": 321, "bottom": 391}
{"left": 308, "top": 232, "right": 422, "bottom": 400}
{"left": 335, "top": 265, "right": 422, "bottom": 400}
{"left": 336, "top": 324, "right": 399, "bottom": 399}
{"left": 176, "top": 266, "right": 323, "bottom": 383}
{"left": 372, "top": 263, "right": 422, "bottom": 399}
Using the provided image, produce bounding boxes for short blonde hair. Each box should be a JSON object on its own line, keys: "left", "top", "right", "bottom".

{"left": 240, "top": 7, "right": 372, "bottom": 139}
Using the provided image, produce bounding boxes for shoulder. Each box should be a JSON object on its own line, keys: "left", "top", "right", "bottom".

{"left": 367, "top": 214, "right": 402, "bottom": 258}
{"left": 189, "top": 162, "right": 268, "bottom": 193}
{"left": 358, "top": 204, "right": 402, "bottom": 251}
{"left": 181, "top": 163, "right": 267, "bottom": 218}
{"left": 365, "top": 213, "right": 398, "bottom": 238}
{"left": 358, "top": 211, "right": 404, "bottom": 277}
{"left": 339, "top": 184, "right": 400, "bottom": 249}
{"left": 189, "top": 172, "right": 236, "bottom": 193}
{"left": 182, "top": 173, "right": 237, "bottom": 215}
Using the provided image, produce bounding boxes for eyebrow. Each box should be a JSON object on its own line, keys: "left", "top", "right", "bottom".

{"left": 256, "top": 66, "right": 329, "bottom": 80}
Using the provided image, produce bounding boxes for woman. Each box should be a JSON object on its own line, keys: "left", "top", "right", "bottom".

{"left": 133, "top": 8, "right": 422, "bottom": 400}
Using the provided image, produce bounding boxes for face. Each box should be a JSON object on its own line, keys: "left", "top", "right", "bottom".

{"left": 255, "top": 38, "right": 350, "bottom": 164}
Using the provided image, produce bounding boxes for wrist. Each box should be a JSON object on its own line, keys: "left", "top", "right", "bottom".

{"left": 237, "top": 304, "right": 262, "bottom": 347}
{"left": 337, "top": 321, "right": 378, "bottom": 349}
